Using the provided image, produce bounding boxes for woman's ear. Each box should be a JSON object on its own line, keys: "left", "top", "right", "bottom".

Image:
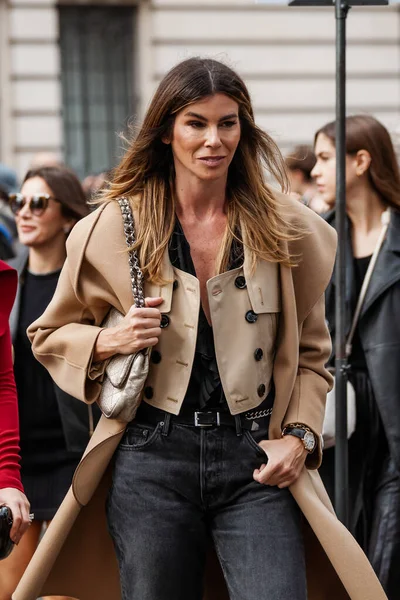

{"left": 161, "top": 136, "right": 171, "bottom": 145}
{"left": 355, "top": 149, "right": 372, "bottom": 177}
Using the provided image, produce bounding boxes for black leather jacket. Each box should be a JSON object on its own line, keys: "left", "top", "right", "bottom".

{"left": 8, "top": 248, "right": 100, "bottom": 453}
{"left": 325, "top": 208, "right": 400, "bottom": 472}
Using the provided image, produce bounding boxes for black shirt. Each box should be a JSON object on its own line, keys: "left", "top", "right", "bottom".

{"left": 350, "top": 255, "right": 372, "bottom": 371}
{"left": 168, "top": 218, "right": 243, "bottom": 412}
{"left": 13, "top": 270, "right": 81, "bottom": 472}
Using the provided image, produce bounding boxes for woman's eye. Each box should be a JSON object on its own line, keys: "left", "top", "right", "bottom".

{"left": 188, "top": 121, "right": 205, "bottom": 128}
{"left": 221, "top": 121, "right": 237, "bottom": 128}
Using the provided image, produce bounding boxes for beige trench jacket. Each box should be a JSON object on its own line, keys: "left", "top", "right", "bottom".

{"left": 12, "top": 194, "right": 386, "bottom": 600}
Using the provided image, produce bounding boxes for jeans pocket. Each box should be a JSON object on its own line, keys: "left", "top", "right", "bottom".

{"left": 119, "top": 421, "right": 162, "bottom": 451}
{"left": 243, "top": 430, "right": 268, "bottom": 458}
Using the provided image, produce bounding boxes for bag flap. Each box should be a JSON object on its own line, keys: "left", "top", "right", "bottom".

{"left": 105, "top": 353, "right": 135, "bottom": 388}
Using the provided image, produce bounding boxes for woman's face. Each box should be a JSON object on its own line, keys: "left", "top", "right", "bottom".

{"left": 312, "top": 133, "right": 361, "bottom": 209}
{"left": 16, "top": 176, "right": 75, "bottom": 248}
{"left": 166, "top": 93, "right": 241, "bottom": 184}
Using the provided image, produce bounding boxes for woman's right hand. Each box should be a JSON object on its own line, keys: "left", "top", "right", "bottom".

{"left": 0, "top": 488, "right": 31, "bottom": 544}
{"left": 93, "top": 297, "right": 163, "bottom": 362}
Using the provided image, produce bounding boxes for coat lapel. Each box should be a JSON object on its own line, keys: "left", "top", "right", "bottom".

{"left": 360, "top": 209, "right": 400, "bottom": 317}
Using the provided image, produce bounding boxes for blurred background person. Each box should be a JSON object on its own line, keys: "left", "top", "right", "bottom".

{"left": 0, "top": 185, "right": 16, "bottom": 261}
{"left": 0, "top": 166, "right": 100, "bottom": 600}
{"left": 28, "top": 152, "right": 63, "bottom": 170}
{"left": 81, "top": 168, "right": 110, "bottom": 201}
{"left": 285, "top": 144, "right": 329, "bottom": 214}
{"left": 312, "top": 115, "right": 400, "bottom": 600}
{"left": 0, "top": 260, "right": 30, "bottom": 556}
{"left": 0, "top": 165, "right": 19, "bottom": 260}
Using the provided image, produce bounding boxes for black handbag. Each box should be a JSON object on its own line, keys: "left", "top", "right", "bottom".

{"left": 0, "top": 506, "right": 14, "bottom": 560}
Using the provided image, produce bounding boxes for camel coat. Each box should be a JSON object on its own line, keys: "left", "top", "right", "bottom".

{"left": 12, "top": 194, "right": 386, "bottom": 600}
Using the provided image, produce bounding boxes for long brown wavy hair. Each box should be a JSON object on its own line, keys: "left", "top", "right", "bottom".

{"left": 101, "top": 57, "right": 299, "bottom": 284}
{"left": 315, "top": 115, "right": 400, "bottom": 211}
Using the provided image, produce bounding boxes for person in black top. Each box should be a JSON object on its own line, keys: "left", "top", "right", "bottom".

{"left": 0, "top": 166, "right": 93, "bottom": 600}
{"left": 312, "top": 115, "right": 400, "bottom": 600}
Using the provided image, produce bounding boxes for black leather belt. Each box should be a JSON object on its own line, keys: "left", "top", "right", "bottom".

{"left": 135, "top": 402, "right": 273, "bottom": 431}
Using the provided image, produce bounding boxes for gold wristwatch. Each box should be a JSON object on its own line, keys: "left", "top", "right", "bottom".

{"left": 282, "top": 423, "right": 316, "bottom": 453}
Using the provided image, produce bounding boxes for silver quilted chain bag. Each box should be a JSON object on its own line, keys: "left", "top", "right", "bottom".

{"left": 97, "top": 197, "right": 149, "bottom": 422}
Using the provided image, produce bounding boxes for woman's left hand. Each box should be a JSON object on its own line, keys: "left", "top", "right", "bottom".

{"left": 253, "top": 435, "right": 308, "bottom": 488}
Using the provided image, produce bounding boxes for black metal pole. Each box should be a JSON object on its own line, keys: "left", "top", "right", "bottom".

{"left": 334, "top": 0, "right": 350, "bottom": 527}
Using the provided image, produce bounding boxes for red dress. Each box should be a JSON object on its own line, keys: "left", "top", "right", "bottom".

{"left": 0, "top": 259, "right": 24, "bottom": 492}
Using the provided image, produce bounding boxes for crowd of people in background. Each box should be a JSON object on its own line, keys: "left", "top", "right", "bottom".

{"left": 0, "top": 112, "right": 399, "bottom": 599}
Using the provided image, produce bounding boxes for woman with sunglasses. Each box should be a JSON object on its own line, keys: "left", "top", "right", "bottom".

{"left": 0, "top": 166, "right": 97, "bottom": 600}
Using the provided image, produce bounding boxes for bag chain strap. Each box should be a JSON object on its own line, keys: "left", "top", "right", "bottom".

{"left": 118, "top": 198, "right": 145, "bottom": 309}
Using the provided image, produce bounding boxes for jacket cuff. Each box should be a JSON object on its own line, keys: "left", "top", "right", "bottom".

{"left": 87, "top": 330, "right": 107, "bottom": 382}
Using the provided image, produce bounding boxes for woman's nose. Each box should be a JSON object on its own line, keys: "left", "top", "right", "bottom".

{"left": 205, "top": 126, "right": 222, "bottom": 148}
{"left": 19, "top": 202, "right": 31, "bottom": 217}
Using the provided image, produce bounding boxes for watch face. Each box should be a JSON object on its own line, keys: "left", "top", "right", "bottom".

{"left": 304, "top": 431, "right": 316, "bottom": 452}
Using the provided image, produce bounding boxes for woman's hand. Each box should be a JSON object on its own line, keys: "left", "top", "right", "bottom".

{"left": 0, "top": 488, "right": 31, "bottom": 544}
{"left": 94, "top": 297, "right": 163, "bottom": 362}
{"left": 253, "top": 435, "right": 308, "bottom": 489}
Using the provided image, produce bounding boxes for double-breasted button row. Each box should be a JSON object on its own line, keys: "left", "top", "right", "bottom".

{"left": 234, "top": 276, "right": 259, "bottom": 324}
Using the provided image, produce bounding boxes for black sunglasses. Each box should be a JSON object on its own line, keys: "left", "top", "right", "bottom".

{"left": 8, "top": 193, "right": 60, "bottom": 216}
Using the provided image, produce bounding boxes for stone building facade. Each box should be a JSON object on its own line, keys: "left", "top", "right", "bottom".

{"left": 0, "top": 0, "right": 399, "bottom": 178}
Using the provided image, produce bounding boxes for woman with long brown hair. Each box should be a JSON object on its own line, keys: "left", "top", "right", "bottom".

{"left": 13, "top": 60, "right": 387, "bottom": 600}
{"left": 312, "top": 115, "right": 400, "bottom": 599}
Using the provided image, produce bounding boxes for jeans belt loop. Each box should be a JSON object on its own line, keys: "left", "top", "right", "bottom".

{"left": 234, "top": 415, "right": 243, "bottom": 437}
{"left": 161, "top": 412, "right": 171, "bottom": 436}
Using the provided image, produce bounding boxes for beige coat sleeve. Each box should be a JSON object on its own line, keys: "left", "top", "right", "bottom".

{"left": 283, "top": 293, "right": 333, "bottom": 469}
{"left": 27, "top": 257, "right": 108, "bottom": 404}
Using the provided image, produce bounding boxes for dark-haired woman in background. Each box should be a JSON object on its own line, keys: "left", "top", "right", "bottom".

{"left": 312, "top": 115, "right": 400, "bottom": 599}
{"left": 0, "top": 167, "right": 99, "bottom": 600}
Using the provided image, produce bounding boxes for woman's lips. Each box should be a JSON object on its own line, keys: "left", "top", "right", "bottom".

{"left": 19, "top": 226, "right": 36, "bottom": 233}
{"left": 198, "top": 156, "right": 226, "bottom": 167}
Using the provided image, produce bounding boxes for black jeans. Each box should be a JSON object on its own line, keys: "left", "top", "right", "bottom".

{"left": 106, "top": 411, "right": 306, "bottom": 600}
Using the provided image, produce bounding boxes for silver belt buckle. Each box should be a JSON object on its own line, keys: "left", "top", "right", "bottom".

{"left": 194, "top": 411, "right": 221, "bottom": 427}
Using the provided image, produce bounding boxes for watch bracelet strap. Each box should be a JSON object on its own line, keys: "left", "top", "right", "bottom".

{"left": 282, "top": 424, "right": 316, "bottom": 451}
{"left": 282, "top": 423, "right": 313, "bottom": 435}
